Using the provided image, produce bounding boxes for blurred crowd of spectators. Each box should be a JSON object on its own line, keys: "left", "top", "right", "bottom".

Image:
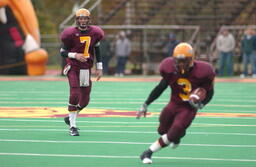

{"left": 216, "top": 27, "right": 256, "bottom": 78}
{"left": 100, "top": 27, "right": 256, "bottom": 78}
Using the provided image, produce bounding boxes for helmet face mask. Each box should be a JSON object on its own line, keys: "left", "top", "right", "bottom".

{"left": 175, "top": 56, "right": 193, "bottom": 74}
{"left": 173, "top": 42, "right": 194, "bottom": 74}
{"left": 76, "top": 16, "right": 90, "bottom": 30}
{"left": 75, "top": 8, "right": 90, "bottom": 30}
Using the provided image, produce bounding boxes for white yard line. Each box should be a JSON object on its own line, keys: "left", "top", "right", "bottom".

{"left": 0, "top": 139, "right": 256, "bottom": 148}
{"left": 0, "top": 152, "right": 255, "bottom": 162}
{"left": 0, "top": 128, "right": 255, "bottom": 136}
{"left": 0, "top": 118, "right": 255, "bottom": 126}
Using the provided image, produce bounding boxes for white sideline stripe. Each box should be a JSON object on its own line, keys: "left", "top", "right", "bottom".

{"left": 1, "top": 118, "right": 256, "bottom": 126}
{"left": 0, "top": 128, "right": 256, "bottom": 136}
{"left": 0, "top": 139, "right": 256, "bottom": 148}
{"left": 0, "top": 152, "right": 256, "bottom": 162}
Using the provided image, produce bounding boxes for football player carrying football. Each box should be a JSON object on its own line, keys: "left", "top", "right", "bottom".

{"left": 60, "top": 8, "right": 104, "bottom": 136}
{"left": 137, "top": 42, "right": 215, "bottom": 164}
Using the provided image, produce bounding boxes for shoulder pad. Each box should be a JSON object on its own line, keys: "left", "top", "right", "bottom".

{"left": 159, "top": 58, "right": 176, "bottom": 76}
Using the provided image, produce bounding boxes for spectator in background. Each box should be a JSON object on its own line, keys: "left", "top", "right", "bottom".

{"left": 166, "top": 33, "right": 179, "bottom": 57}
{"left": 114, "top": 31, "right": 131, "bottom": 77}
{"left": 216, "top": 29, "right": 235, "bottom": 76}
{"left": 100, "top": 37, "right": 112, "bottom": 75}
{"left": 240, "top": 27, "right": 256, "bottom": 78}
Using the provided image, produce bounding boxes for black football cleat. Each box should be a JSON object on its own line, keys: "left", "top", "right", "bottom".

{"left": 70, "top": 127, "right": 80, "bottom": 136}
{"left": 140, "top": 149, "right": 153, "bottom": 164}
{"left": 64, "top": 116, "right": 70, "bottom": 126}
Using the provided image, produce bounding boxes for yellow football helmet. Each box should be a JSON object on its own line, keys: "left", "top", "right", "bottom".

{"left": 75, "top": 8, "right": 90, "bottom": 17}
{"left": 173, "top": 42, "right": 195, "bottom": 74}
{"left": 75, "top": 8, "right": 90, "bottom": 30}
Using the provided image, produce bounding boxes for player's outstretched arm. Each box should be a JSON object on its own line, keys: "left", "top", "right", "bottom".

{"left": 136, "top": 79, "right": 168, "bottom": 119}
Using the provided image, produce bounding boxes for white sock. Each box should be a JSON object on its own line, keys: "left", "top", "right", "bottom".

{"left": 149, "top": 134, "right": 170, "bottom": 152}
{"left": 69, "top": 111, "right": 78, "bottom": 128}
{"left": 149, "top": 141, "right": 162, "bottom": 152}
{"left": 162, "top": 134, "right": 171, "bottom": 145}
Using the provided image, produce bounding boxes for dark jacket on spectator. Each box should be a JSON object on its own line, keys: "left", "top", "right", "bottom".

{"left": 241, "top": 35, "right": 255, "bottom": 55}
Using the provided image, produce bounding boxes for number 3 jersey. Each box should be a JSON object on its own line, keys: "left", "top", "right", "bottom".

{"left": 60, "top": 26, "right": 104, "bottom": 69}
{"left": 159, "top": 57, "right": 215, "bottom": 105}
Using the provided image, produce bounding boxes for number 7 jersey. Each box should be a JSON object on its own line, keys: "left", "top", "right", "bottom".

{"left": 60, "top": 26, "right": 104, "bottom": 69}
{"left": 159, "top": 57, "right": 215, "bottom": 104}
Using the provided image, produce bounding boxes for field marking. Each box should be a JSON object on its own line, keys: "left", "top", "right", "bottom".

{"left": 1, "top": 101, "right": 256, "bottom": 108}
{"left": 0, "top": 128, "right": 255, "bottom": 136}
{"left": 2, "top": 97, "right": 256, "bottom": 103}
{"left": 1, "top": 88, "right": 256, "bottom": 94}
{"left": 1, "top": 107, "right": 256, "bottom": 118}
{"left": 1, "top": 106, "right": 256, "bottom": 115}
{"left": 0, "top": 124, "right": 253, "bottom": 128}
{"left": 1, "top": 105, "right": 256, "bottom": 116}
{"left": 0, "top": 76, "right": 256, "bottom": 82}
{"left": 0, "top": 152, "right": 255, "bottom": 162}
{"left": 0, "top": 118, "right": 255, "bottom": 127}
{"left": 0, "top": 118, "right": 155, "bottom": 124}
{"left": 0, "top": 139, "right": 256, "bottom": 148}
{"left": 2, "top": 89, "right": 256, "bottom": 96}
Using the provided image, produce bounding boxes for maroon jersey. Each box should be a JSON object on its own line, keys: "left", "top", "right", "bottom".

{"left": 159, "top": 57, "right": 215, "bottom": 104}
{"left": 60, "top": 26, "right": 104, "bottom": 69}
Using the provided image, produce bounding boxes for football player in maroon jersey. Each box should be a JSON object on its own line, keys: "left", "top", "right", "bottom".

{"left": 137, "top": 42, "right": 215, "bottom": 164}
{"left": 60, "top": 8, "right": 104, "bottom": 136}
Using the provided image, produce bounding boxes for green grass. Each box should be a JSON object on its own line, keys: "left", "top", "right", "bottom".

{"left": 0, "top": 79, "right": 256, "bottom": 167}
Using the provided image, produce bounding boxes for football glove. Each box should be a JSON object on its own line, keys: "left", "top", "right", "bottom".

{"left": 189, "top": 100, "right": 204, "bottom": 110}
{"left": 136, "top": 103, "right": 148, "bottom": 119}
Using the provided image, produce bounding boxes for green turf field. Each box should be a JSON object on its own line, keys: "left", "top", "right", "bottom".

{"left": 0, "top": 78, "right": 256, "bottom": 167}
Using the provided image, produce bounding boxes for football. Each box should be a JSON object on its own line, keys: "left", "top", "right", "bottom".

{"left": 189, "top": 88, "right": 206, "bottom": 103}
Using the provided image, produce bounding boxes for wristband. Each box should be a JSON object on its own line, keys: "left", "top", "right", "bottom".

{"left": 189, "top": 94, "right": 200, "bottom": 100}
{"left": 96, "top": 62, "right": 103, "bottom": 70}
{"left": 68, "top": 52, "right": 76, "bottom": 59}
